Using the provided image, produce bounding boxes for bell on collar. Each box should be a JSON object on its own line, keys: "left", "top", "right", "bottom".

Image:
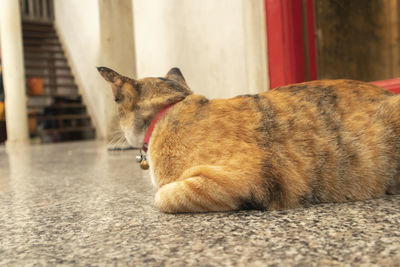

{"left": 137, "top": 150, "right": 149, "bottom": 170}
{"left": 140, "top": 159, "right": 150, "bottom": 170}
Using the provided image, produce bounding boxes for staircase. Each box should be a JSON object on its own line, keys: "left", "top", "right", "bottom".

{"left": 21, "top": 4, "right": 96, "bottom": 143}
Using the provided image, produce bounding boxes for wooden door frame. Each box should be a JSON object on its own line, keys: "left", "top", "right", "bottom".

{"left": 264, "top": 0, "right": 317, "bottom": 89}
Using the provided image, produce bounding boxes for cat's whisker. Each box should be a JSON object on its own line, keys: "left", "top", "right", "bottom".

{"left": 107, "top": 130, "right": 135, "bottom": 151}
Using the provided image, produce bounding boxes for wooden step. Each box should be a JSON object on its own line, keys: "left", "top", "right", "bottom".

{"left": 25, "top": 64, "right": 70, "bottom": 71}
{"left": 23, "top": 29, "right": 56, "bottom": 35}
{"left": 24, "top": 42, "right": 61, "bottom": 48}
{"left": 22, "top": 25, "right": 55, "bottom": 33}
{"left": 24, "top": 39, "right": 61, "bottom": 45}
{"left": 22, "top": 20, "right": 53, "bottom": 26}
{"left": 22, "top": 31, "right": 57, "bottom": 39}
{"left": 23, "top": 37, "right": 59, "bottom": 44}
{"left": 24, "top": 44, "right": 61, "bottom": 50}
{"left": 28, "top": 93, "right": 81, "bottom": 98}
{"left": 26, "top": 73, "right": 74, "bottom": 79}
{"left": 23, "top": 37, "right": 59, "bottom": 43}
{"left": 35, "top": 126, "right": 95, "bottom": 134}
{"left": 28, "top": 103, "right": 86, "bottom": 109}
{"left": 24, "top": 47, "right": 63, "bottom": 53}
{"left": 25, "top": 54, "right": 67, "bottom": 61}
{"left": 22, "top": 21, "right": 54, "bottom": 28}
{"left": 43, "top": 83, "right": 77, "bottom": 88}
{"left": 29, "top": 114, "right": 90, "bottom": 120}
{"left": 25, "top": 75, "right": 74, "bottom": 81}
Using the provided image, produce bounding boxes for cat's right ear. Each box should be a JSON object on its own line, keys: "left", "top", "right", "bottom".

{"left": 165, "top": 67, "right": 189, "bottom": 88}
{"left": 97, "top": 66, "right": 137, "bottom": 102}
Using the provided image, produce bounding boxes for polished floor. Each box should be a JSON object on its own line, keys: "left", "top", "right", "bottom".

{"left": 0, "top": 141, "right": 399, "bottom": 266}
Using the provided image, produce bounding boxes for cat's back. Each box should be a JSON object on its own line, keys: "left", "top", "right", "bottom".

{"left": 268, "top": 79, "right": 392, "bottom": 111}
{"left": 272, "top": 79, "right": 392, "bottom": 98}
{"left": 168, "top": 79, "right": 393, "bottom": 139}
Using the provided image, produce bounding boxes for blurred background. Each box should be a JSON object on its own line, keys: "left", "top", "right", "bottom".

{"left": 1, "top": 0, "right": 400, "bottom": 147}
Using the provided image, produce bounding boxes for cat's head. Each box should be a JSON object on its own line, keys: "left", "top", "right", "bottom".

{"left": 97, "top": 67, "right": 192, "bottom": 145}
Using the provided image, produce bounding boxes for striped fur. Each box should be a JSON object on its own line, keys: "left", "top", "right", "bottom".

{"left": 98, "top": 67, "right": 400, "bottom": 213}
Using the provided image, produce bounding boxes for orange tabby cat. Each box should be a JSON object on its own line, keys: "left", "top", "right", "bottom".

{"left": 98, "top": 66, "right": 400, "bottom": 213}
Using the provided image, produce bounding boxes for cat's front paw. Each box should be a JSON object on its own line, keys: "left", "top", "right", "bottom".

{"left": 154, "top": 185, "right": 173, "bottom": 213}
{"left": 154, "top": 182, "right": 188, "bottom": 213}
{"left": 154, "top": 177, "right": 238, "bottom": 213}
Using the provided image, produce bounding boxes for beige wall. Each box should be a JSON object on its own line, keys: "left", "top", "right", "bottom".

{"left": 133, "top": 0, "right": 269, "bottom": 99}
{"left": 54, "top": 0, "right": 136, "bottom": 142}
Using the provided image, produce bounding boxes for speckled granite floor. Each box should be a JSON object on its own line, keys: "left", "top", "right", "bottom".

{"left": 0, "top": 141, "right": 399, "bottom": 266}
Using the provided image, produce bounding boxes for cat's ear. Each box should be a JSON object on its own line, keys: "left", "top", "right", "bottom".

{"left": 97, "top": 66, "right": 125, "bottom": 84}
{"left": 97, "top": 66, "right": 137, "bottom": 102}
{"left": 165, "top": 67, "right": 188, "bottom": 87}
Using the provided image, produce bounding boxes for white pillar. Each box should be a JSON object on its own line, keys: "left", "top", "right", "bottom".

{"left": 98, "top": 0, "right": 138, "bottom": 147}
{"left": 0, "top": 0, "right": 29, "bottom": 145}
{"left": 242, "top": 0, "right": 269, "bottom": 93}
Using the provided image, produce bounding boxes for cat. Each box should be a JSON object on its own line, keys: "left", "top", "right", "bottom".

{"left": 98, "top": 66, "right": 400, "bottom": 213}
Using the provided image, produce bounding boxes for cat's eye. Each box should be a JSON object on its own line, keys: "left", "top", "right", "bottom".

{"left": 115, "top": 98, "right": 121, "bottom": 103}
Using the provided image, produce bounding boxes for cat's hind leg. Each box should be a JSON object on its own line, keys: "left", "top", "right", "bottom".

{"left": 386, "top": 174, "right": 400, "bottom": 195}
{"left": 154, "top": 165, "right": 257, "bottom": 213}
{"left": 377, "top": 96, "right": 400, "bottom": 195}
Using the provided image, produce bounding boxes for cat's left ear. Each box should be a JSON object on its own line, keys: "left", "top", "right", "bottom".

{"left": 97, "top": 66, "right": 137, "bottom": 102}
{"left": 165, "top": 67, "right": 188, "bottom": 87}
{"left": 97, "top": 66, "right": 129, "bottom": 85}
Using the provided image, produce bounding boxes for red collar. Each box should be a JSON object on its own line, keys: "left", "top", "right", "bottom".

{"left": 141, "top": 102, "right": 180, "bottom": 153}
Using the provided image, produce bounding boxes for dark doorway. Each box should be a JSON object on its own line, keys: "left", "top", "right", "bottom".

{"left": 315, "top": 0, "right": 400, "bottom": 82}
